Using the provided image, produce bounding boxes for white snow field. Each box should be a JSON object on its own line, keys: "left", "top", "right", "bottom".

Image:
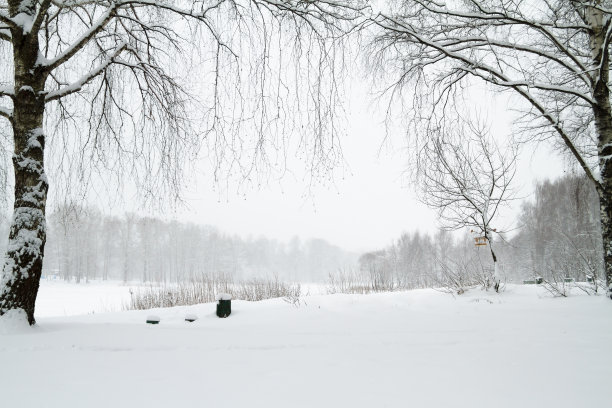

{"left": 1, "top": 284, "right": 611, "bottom": 408}
{"left": 34, "top": 279, "right": 136, "bottom": 317}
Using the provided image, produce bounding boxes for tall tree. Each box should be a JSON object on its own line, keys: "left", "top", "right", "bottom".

{"left": 368, "top": 0, "right": 612, "bottom": 292}
{"left": 0, "top": 0, "right": 365, "bottom": 324}
{"left": 416, "top": 115, "right": 517, "bottom": 291}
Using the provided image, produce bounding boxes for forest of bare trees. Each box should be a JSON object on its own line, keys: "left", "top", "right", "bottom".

{"left": 335, "top": 175, "right": 604, "bottom": 295}
{"left": 0, "top": 207, "right": 356, "bottom": 284}
{"left": 0, "top": 173, "right": 597, "bottom": 294}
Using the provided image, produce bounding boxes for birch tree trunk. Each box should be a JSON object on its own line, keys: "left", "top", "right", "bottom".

{"left": 594, "top": 85, "right": 612, "bottom": 293}
{"left": 587, "top": 4, "right": 612, "bottom": 293}
{"left": 0, "top": 3, "right": 49, "bottom": 325}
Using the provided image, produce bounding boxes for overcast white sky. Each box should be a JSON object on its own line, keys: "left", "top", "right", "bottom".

{"left": 173, "top": 82, "right": 566, "bottom": 253}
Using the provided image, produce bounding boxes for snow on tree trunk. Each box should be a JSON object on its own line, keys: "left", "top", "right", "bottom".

{"left": 588, "top": 4, "right": 612, "bottom": 292}
{"left": 0, "top": 7, "right": 49, "bottom": 325}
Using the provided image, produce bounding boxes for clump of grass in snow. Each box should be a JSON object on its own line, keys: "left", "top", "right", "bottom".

{"left": 124, "top": 275, "right": 302, "bottom": 310}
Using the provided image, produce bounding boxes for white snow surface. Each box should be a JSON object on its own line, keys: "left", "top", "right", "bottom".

{"left": 34, "top": 279, "right": 135, "bottom": 316}
{"left": 0, "top": 308, "right": 30, "bottom": 334}
{"left": 1, "top": 284, "right": 611, "bottom": 408}
{"left": 216, "top": 292, "right": 232, "bottom": 301}
{"left": 184, "top": 313, "right": 198, "bottom": 321}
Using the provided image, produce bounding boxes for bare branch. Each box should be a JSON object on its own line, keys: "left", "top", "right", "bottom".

{"left": 416, "top": 113, "right": 518, "bottom": 238}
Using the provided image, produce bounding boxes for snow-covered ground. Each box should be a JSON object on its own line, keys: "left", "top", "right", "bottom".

{"left": 1, "top": 284, "right": 611, "bottom": 408}
{"left": 33, "top": 279, "right": 327, "bottom": 317}
{"left": 35, "top": 279, "right": 137, "bottom": 316}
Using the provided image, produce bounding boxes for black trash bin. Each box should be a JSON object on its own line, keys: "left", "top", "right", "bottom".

{"left": 216, "top": 294, "right": 232, "bottom": 318}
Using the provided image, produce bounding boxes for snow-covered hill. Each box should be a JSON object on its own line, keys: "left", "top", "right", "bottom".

{"left": 1, "top": 285, "right": 610, "bottom": 408}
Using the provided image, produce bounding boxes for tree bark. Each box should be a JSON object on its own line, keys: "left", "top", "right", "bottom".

{"left": 0, "top": 7, "right": 49, "bottom": 324}
{"left": 588, "top": 4, "right": 612, "bottom": 294}
{"left": 486, "top": 233, "right": 500, "bottom": 292}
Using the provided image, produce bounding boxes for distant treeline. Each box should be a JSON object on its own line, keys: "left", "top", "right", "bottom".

{"left": 0, "top": 208, "right": 357, "bottom": 283}
{"left": 0, "top": 175, "right": 600, "bottom": 287}
{"left": 351, "top": 175, "right": 602, "bottom": 290}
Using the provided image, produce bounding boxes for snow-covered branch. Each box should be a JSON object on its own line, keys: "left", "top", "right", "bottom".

{"left": 438, "top": 36, "right": 592, "bottom": 88}
{"left": 45, "top": 42, "right": 127, "bottom": 102}
{"left": 0, "top": 9, "right": 13, "bottom": 27}
{"left": 374, "top": 15, "right": 592, "bottom": 104}
{"left": 0, "top": 26, "right": 10, "bottom": 41}
{"left": 0, "top": 85, "right": 13, "bottom": 99}
{"left": 370, "top": 1, "right": 603, "bottom": 190}
{"left": 408, "top": 0, "right": 589, "bottom": 30}
{"left": 44, "top": 0, "right": 237, "bottom": 72}
{"left": 0, "top": 105, "right": 11, "bottom": 120}
{"left": 30, "top": 0, "right": 53, "bottom": 36}
{"left": 44, "top": 6, "right": 117, "bottom": 71}
{"left": 42, "top": 0, "right": 366, "bottom": 73}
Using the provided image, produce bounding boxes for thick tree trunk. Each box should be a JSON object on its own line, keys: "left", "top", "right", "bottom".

{"left": 0, "top": 7, "right": 49, "bottom": 324}
{"left": 593, "top": 82, "right": 612, "bottom": 294}
{"left": 598, "top": 188, "right": 612, "bottom": 294}
{"left": 588, "top": 4, "right": 612, "bottom": 295}
{"left": 595, "top": 93, "right": 612, "bottom": 293}
{"left": 0, "top": 112, "right": 48, "bottom": 325}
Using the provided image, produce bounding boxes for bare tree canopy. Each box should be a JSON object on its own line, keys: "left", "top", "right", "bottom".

{"left": 416, "top": 114, "right": 517, "bottom": 290}
{"left": 368, "top": 0, "right": 612, "bottom": 293}
{"left": 417, "top": 116, "right": 517, "bottom": 235}
{"left": 0, "top": 0, "right": 367, "bottom": 324}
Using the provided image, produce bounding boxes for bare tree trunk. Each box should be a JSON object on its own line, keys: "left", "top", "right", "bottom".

{"left": 0, "top": 18, "right": 49, "bottom": 324}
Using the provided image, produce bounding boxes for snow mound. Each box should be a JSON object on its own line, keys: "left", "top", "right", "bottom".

{"left": 216, "top": 293, "right": 232, "bottom": 301}
{"left": 0, "top": 308, "right": 31, "bottom": 334}
{"left": 145, "top": 315, "right": 160, "bottom": 324}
